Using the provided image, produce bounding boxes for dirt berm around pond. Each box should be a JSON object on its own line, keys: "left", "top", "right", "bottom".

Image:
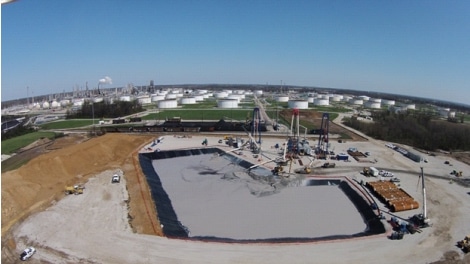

{"left": 1, "top": 133, "right": 162, "bottom": 254}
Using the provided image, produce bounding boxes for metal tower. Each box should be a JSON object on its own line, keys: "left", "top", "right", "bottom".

{"left": 317, "top": 112, "right": 330, "bottom": 154}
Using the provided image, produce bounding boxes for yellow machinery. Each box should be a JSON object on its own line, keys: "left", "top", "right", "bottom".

{"left": 457, "top": 235, "right": 470, "bottom": 253}
{"left": 65, "top": 185, "right": 84, "bottom": 195}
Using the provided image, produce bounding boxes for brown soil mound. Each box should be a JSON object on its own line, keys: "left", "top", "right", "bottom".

{"left": 1, "top": 133, "right": 158, "bottom": 237}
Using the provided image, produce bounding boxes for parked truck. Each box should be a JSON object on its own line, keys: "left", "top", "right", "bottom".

{"left": 363, "top": 167, "right": 379, "bottom": 177}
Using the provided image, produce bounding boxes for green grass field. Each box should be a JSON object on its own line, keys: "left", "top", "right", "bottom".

{"left": 142, "top": 109, "right": 255, "bottom": 121}
{"left": 1, "top": 131, "right": 57, "bottom": 155}
{"left": 39, "top": 119, "right": 94, "bottom": 130}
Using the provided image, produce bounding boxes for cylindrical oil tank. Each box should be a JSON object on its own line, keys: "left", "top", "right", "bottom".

{"left": 369, "top": 98, "right": 382, "bottom": 103}
{"left": 151, "top": 95, "right": 165, "bottom": 102}
{"left": 157, "top": 91, "right": 168, "bottom": 96}
{"left": 194, "top": 95, "right": 204, "bottom": 101}
{"left": 202, "top": 94, "right": 210, "bottom": 99}
{"left": 320, "top": 94, "right": 330, "bottom": 100}
{"left": 307, "top": 97, "right": 315, "bottom": 103}
{"left": 120, "top": 95, "right": 131, "bottom": 102}
{"left": 349, "top": 98, "right": 364, "bottom": 105}
{"left": 255, "top": 90, "right": 263, "bottom": 96}
{"left": 158, "top": 99, "right": 178, "bottom": 109}
{"left": 180, "top": 97, "right": 196, "bottom": 104}
{"left": 288, "top": 99, "right": 309, "bottom": 109}
{"left": 330, "top": 95, "right": 342, "bottom": 102}
{"left": 314, "top": 98, "right": 329, "bottom": 106}
{"left": 166, "top": 94, "right": 177, "bottom": 99}
{"left": 217, "top": 99, "right": 238, "bottom": 108}
{"left": 276, "top": 95, "right": 289, "bottom": 102}
{"left": 224, "top": 90, "right": 233, "bottom": 95}
{"left": 215, "top": 92, "right": 228, "bottom": 99}
{"left": 364, "top": 101, "right": 381, "bottom": 109}
{"left": 382, "top": 99, "right": 395, "bottom": 106}
{"left": 227, "top": 94, "right": 241, "bottom": 102}
{"left": 197, "top": 89, "right": 208, "bottom": 95}
{"left": 358, "top": 95, "right": 370, "bottom": 101}
{"left": 138, "top": 96, "right": 151, "bottom": 105}
{"left": 405, "top": 104, "right": 416, "bottom": 110}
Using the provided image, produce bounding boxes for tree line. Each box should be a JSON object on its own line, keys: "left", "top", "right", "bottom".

{"left": 343, "top": 110, "right": 470, "bottom": 151}
{"left": 66, "top": 100, "right": 144, "bottom": 119}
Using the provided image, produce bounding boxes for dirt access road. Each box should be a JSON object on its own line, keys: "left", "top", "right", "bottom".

{"left": 2, "top": 132, "right": 470, "bottom": 263}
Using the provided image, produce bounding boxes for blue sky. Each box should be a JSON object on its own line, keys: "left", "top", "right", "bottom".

{"left": 2, "top": 0, "right": 470, "bottom": 105}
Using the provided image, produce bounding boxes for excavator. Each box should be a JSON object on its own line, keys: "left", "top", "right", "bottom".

{"left": 65, "top": 185, "right": 85, "bottom": 195}
{"left": 457, "top": 235, "right": 470, "bottom": 253}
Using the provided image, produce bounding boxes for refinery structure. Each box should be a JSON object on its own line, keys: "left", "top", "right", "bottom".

{"left": 1, "top": 83, "right": 460, "bottom": 121}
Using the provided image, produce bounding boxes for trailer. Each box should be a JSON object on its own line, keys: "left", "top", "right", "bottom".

{"left": 363, "top": 167, "right": 379, "bottom": 177}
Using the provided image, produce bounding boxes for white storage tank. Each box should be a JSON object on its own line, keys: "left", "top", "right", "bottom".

{"left": 42, "top": 101, "right": 50, "bottom": 109}
{"left": 158, "top": 99, "right": 178, "bottom": 109}
{"left": 138, "top": 96, "right": 151, "bottom": 105}
{"left": 401, "top": 103, "right": 416, "bottom": 110}
{"left": 314, "top": 98, "right": 330, "bottom": 106}
{"left": 50, "top": 100, "right": 60, "bottom": 109}
{"left": 180, "top": 97, "right": 196, "bottom": 104}
{"left": 330, "top": 95, "right": 342, "bottom": 102}
{"left": 120, "top": 95, "right": 131, "bottom": 102}
{"left": 194, "top": 95, "right": 204, "bottom": 101}
{"left": 217, "top": 99, "right": 239, "bottom": 108}
{"left": 358, "top": 95, "right": 370, "bottom": 101}
{"left": 364, "top": 101, "right": 381, "bottom": 109}
{"left": 215, "top": 92, "right": 228, "bottom": 99}
{"left": 382, "top": 99, "right": 395, "bottom": 106}
{"left": 320, "top": 94, "right": 330, "bottom": 100}
{"left": 255, "top": 90, "right": 263, "bottom": 96}
{"left": 369, "top": 98, "right": 382, "bottom": 103}
{"left": 449, "top": 111, "right": 456, "bottom": 118}
{"left": 276, "top": 95, "right": 289, "bottom": 102}
{"left": 288, "top": 99, "right": 309, "bottom": 109}
{"left": 60, "top": 99, "right": 70, "bottom": 107}
{"left": 151, "top": 95, "right": 165, "bottom": 102}
{"left": 307, "top": 97, "right": 315, "bottom": 103}
{"left": 157, "top": 91, "right": 168, "bottom": 96}
{"left": 349, "top": 98, "right": 364, "bottom": 105}
{"left": 227, "top": 94, "right": 241, "bottom": 102}
{"left": 166, "top": 94, "right": 177, "bottom": 99}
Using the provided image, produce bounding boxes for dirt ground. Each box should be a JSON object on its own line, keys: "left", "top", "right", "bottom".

{"left": 2, "top": 130, "right": 470, "bottom": 263}
{"left": 1, "top": 133, "right": 162, "bottom": 262}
